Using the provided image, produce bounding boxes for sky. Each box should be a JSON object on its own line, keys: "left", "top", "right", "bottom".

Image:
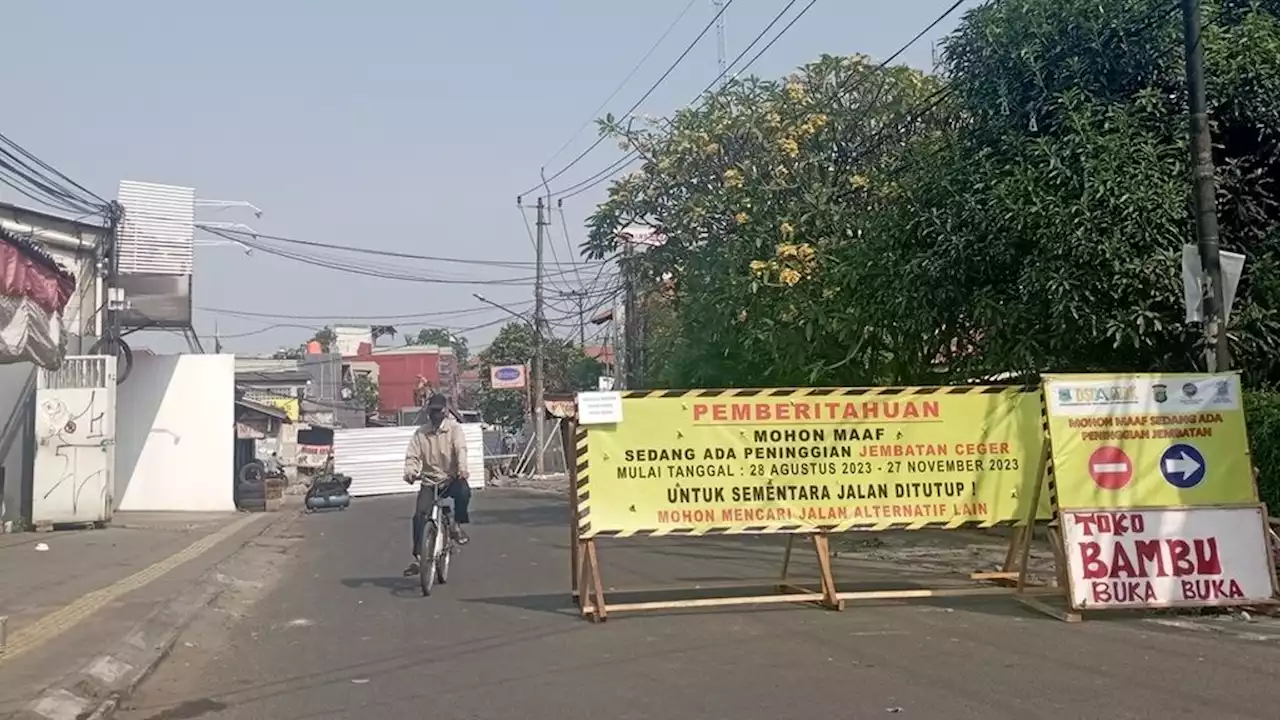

{"left": 0, "top": 0, "right": 964, "bottom": 357}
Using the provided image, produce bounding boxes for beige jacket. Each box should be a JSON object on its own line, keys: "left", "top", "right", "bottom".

{"left": 403, "top": 416, "right": 468, "bottom": 484}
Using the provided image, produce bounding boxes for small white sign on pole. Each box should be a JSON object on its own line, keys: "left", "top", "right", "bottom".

{"left": 577, "top": 391, "right": 623, "bottom": 425}
{"left": 1182, "top": 244, "right": 1246, "bottom": 323}
{"left": 490, "top": 364, "right": 528, "bottom": 390}
{"left": 1062, "top": 505, "right": 1277, "bottom": 611}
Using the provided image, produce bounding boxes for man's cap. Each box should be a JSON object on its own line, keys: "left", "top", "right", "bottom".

{"left": 426, "top": 394, "right": 449, "bottom": 410}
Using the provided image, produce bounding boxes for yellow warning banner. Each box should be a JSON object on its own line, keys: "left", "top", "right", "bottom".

{"left": 576, "top": 387, "right": 1051, "bottom": 537}
{"left": 1042, "top": 373, "right": 1257, "bottom": 510}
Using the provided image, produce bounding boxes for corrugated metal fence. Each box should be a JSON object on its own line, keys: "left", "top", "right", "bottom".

{"left": 335, "top": 425, "right": 485, "bottom": 498}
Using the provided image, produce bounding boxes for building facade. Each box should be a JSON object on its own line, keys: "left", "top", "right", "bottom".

{"left": 0, "top": 202, "right": 108, "bottom": 529}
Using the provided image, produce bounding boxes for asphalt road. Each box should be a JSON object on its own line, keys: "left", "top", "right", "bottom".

{"left": 117, "top": 489, "right": 1280, "bottom": 720}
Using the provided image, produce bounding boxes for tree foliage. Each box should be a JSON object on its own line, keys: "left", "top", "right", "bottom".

{"left": 352, "top": 373, "right": 379, "bottom": 412}
{"left": 475, "top": 322, "right": 605, "bottom": 427}
{"left": 404, "top": 327, "right": 470, "bottom": 363}
{"left": 273, "top": 325, "right": 337, "bottom": 359}
{"left": 586, "top": 2, "right": 1280, "bottom": 388}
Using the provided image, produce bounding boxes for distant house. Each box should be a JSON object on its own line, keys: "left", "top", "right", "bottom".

{"left": 584, "top": 345, "right": 615, "bottom": 374}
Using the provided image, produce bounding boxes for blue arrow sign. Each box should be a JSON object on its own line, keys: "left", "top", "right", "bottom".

{"left": 1160, "top": 443, "right": 1207, "bottom": 489}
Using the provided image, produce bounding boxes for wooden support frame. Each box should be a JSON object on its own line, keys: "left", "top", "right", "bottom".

{"left": 1008, "top": 432, "right": 1083, "bottom": 622}
{"left": 566, "top": 419, "right": 1066, "bottom": 622}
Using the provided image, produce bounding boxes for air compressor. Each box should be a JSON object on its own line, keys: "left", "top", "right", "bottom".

{"left": 304, "top": 472, "right": 352, "bottom": 512}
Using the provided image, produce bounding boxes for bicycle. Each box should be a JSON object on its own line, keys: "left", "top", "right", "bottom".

{"left": 415, "top": 480, "right": 460, "bottom": 597}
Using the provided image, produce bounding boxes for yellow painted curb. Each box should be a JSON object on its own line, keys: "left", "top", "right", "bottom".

{"left": 0, "top": 513, "right": 266, "bottom": 664}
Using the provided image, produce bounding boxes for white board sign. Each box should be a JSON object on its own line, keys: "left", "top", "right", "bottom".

{"left": 1062, "top": 505, "right": 1277, "bottom": 610}
{"left": 1182, "top": 244, "right": 1245, "bottom": 323}
{"left": 490, "top": 364, "right": 527, "bottom": 390}
{"left": 577, "top": 391, "right": 623, "bottom": 425}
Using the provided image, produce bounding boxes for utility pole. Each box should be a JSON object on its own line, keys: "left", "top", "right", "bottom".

{"left": 1181, "top": 0, "right": 1230, "bottom": 372}
{"left": 570, "top": 291, "right": 586, "bottom": 345}
{"left": 622, "top": 240, "right": 638, "bottom": 389}
{"left": 713, "top": 0, "right": 727, "bottom": 79}
{"left": 533, "top": 197, "right": 547, "bottom": 476}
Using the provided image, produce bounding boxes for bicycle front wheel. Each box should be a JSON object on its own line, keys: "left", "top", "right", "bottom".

{"left": 419, "top": 523, "right": 438, "bottom": 597}
{"left": 435, "top": 540, "right": 451, "bottom": 584}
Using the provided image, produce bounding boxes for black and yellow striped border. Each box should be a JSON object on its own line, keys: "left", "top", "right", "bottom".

{"left": 575, "top": 384, "right": 1044, "bottom": 538}
{"left": 618, "top": 385, "right": 1036, "bottom": 399}
{"left": 575, "top": 426, "right": 593, "bottom": 536}
{"left": 1039, "top": 388, "right": 1061, "bottom": 521}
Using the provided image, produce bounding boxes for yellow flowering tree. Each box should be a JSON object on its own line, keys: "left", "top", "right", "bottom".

{"left": 585, "top": 54, "right": 944, "bottom": 387}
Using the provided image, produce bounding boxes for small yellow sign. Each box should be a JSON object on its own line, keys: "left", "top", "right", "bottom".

{"left": 1042, "top": 373, "right": 1256, "bottom": 510}
{"left": 579, "top": 387, "right": 1051, "bottom": 537}
{"left": 266, "top": 397, "right": 299, "bottom": 423}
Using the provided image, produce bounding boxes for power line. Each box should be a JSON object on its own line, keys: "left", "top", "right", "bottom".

{"left": 205, "top": 225, "right": 600, "bottom": 269}
{"left": 519, "top": 0, "right": 736, "bottom": 197}
{"left": 518, "top": 202, "right": 575, "bottom": 295}
{"left": 0, "top": 133, "right": 107, "bottom": 217}
{"left": 557, "top": 0, "right": 971, "bottom": 203}
{"left": 556, "top": 0, "right": 822, "bottom": 201}
{"left": 555, "top": 200, "right": 587, "bottom": 289}
{"left": 541, "top": 0, "right": 702, "bottom": 168}
{"left": 203, "top": 227, "right": 594, "bottom": 286}
{"left": 199, "top": 300, "right": 536, "bottom": 322}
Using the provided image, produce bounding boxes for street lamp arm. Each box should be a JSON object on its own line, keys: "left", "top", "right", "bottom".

{"left": 473, "top": 294, "right": 535, "bottom": 329}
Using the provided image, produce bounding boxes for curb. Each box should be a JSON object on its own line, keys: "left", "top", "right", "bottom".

{"left": 16, "top": 509, "right": 297, "bottom": 720}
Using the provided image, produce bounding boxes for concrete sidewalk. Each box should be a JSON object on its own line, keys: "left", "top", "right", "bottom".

{"left": 0, "top": 511, "right": 280, "bottom": 718}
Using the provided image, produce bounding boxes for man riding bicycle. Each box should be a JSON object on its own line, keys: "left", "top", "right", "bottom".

{"left": 402, "top": 393, "right": 472, "bottom": 577}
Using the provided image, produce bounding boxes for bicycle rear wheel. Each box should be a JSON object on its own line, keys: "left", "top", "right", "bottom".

{"left": 419, "top": 523, "right": 438, "bottom": 596}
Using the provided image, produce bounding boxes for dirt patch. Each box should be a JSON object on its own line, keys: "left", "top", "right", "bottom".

{"left": 488, "top": 474, "right": 569, "bottom": 494}
{"left": 832, "top": 528, "right": 1059, "bottom": 584}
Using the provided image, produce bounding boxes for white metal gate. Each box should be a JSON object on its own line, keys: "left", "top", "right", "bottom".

{"left": 335, "top": 426, "right": 417, "bottom": 498}
{"left": 32, "top": 355, "right": 117, "bottom": 525}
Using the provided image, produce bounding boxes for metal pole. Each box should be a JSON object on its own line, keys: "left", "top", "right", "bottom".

{"left": 576, "top": 292, "right": 586, "bottom": 345}
{"left": 533, "top": 198, "right": 547, "bottom": 476}
{"left": 1181, "top": 0, "right": 1230, "bottom": 371}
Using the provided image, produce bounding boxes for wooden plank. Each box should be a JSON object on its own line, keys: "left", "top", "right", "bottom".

{"left": 602, "top": 592, "right": 827, "bottom": 613}
{"left": 585, "top": 539, "right": 608, "bottom": 622}
{"left": 836, "top": 585, "right": 1061, "bottom": 601}
{"left": 812, "top": 534, "right": 844, "bottom": 611}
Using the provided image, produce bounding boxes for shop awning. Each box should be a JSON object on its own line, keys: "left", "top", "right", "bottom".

{"left": 0, "top": 227, "right": 76, "bottom": 369}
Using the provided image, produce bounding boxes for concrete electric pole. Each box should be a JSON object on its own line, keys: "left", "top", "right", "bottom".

{"left": 533, "top": 197, "right": 548, "bottom": 476}
{"left": 1181, "top": 0, "right": 1230, "bottom": 372}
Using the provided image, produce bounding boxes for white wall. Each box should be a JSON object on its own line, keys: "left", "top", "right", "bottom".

{"left": 116, "top": 354, "right": 235, "bottom": 512}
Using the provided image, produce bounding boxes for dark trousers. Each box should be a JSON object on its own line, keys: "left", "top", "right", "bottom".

{"left": 411, "top": 479, "right": 472, "bottom": 557}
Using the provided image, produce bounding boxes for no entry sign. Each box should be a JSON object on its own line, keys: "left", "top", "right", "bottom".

{"left": 1088, "top": 446, "right": 1133, "bottom": 491}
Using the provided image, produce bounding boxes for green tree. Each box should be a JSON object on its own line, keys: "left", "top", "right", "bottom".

{"left": 404, "top": 327, "right": 470, "bottom": 363}
{"left": 313, "top": 326, "right": 336, "bottom": 352}
{"left": 585, "top": 54, "right": 944, "bottom": 387}
{"left": 585, "top": 3, "right": 1280, "bottom": 388}
{"left": 273, "top": 325, "right": 338, "bottom": 360}
{"left": 475, "top": 321, "right": 603, "bottom": 427}
{"left": 858, "top": 0, "right": 1280, "bottom": 383}
{"left": 352, "top": 373, "right": 380, "bottom": 412}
